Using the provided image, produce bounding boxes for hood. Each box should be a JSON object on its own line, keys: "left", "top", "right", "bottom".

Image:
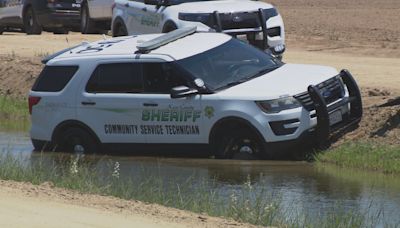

{"left": 215, "top": 64, "right": 339, "bottom": 100}
{"left": 169, "top": 0, "right": 273, "bottom": 14}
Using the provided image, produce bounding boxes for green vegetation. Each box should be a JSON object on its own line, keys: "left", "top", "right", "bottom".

{"left": 0, "top": 153, "right": 390, "bottom": 227}
{"left": 0, "top": 95, "right": 29, "bottom": 131}
{"left": 316, "top": 142, "right": 400, "bottom": 174}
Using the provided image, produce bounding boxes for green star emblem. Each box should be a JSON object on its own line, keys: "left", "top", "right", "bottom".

{"left": 204, "top": 106, "right": 214, "bottom": 119}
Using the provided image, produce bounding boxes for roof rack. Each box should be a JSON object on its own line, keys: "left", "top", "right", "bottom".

{"left": 136, "top": 26, "right": 197, "bottom": 54}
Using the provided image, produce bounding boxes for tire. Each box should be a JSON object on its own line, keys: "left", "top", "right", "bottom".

{"left": 112, "top": 22, "right": 128, "bottom": 37}
{"left": 81, "top": 3, "right": 96, "bottom": 34}
{"left": 162, "top": 22, "right": 177, "bottom": 33}
{"left": 0, "top": 27, "right": 4, "bottom": 35}
{"left": 23, "top": 7, "right": 42, "bottom": 35}
{"left": 58, "top": 128, "right": 99, "bottom": 154}
{"left": 215, "top": 127, "right": 265, "bottom": 160}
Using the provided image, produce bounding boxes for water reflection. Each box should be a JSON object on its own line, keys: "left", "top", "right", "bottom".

{"left": 1, "top": 131, "right": 400, "bottom": 225}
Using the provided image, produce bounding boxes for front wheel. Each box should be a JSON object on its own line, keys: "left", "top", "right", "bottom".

{"left": 215, "top": 128, "right": 265, "bottom": 160}
{"left": 23, "top": 7, "right": 42, "bottom": 35}
{"left": 58, "top": 128, "right": 99, "bottom": 154}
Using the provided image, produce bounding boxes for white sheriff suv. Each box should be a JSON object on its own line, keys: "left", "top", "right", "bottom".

{"left": 29, "top": 27, "right": 362, "bottom": 159}
{"left": 112, "top": 0, "right": 285, "bottom": 57}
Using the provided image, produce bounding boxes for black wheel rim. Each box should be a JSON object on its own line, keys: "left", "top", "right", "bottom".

{"left": 65, "top": 136, "right": 86, "bottom": 154}
{"left": 223, "top": 136, "right": 260, "bottom": 159}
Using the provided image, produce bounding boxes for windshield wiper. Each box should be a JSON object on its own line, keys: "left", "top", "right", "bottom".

{"left": 216, "top": 66, "right": 280, "bottom": 91}
{"left": 252, "top": 66, "right": 279, "bottom": 78}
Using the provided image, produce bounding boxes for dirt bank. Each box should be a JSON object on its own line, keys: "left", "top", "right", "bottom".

{"left": 270, "top": 0, "right": 400, "bottom": 58}
{"left": 0, "top": 180, "right": 255, "bottom": 228}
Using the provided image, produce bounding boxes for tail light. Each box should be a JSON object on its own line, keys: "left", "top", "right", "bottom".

{"left": 28, "top": 96, "right": 41, "bottom": 115}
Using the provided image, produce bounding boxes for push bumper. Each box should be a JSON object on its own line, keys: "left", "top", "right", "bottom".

{"left": 211, "top": 9, "right": 285, "bottom": 57}
{"left": 307, "top": 69, "right": 363, "bottom": 145}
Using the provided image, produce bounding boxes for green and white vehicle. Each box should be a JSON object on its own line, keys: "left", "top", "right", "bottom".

{"left": 29, "top": 28, "right": 362, "bottom": 159}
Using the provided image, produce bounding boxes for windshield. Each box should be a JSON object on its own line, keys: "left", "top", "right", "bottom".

{"left": 176, "top": 38, "right": 282, "bottom": 91}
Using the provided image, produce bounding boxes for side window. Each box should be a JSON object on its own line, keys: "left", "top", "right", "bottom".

{"left": 86, "top": 63, "right": 143, "bottom": 93}
{"left": 143, "top": 63, "right": 188, "bottom": 94}
{"left": 32, "top": 66, "right": 79, "bottom": 92}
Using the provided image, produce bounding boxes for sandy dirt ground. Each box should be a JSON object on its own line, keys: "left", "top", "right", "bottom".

{"left": 0, "top": 180, "right": 254, "bottom": 228}
{"left": 0, "top": 0, "right": 399, "bottom": 225}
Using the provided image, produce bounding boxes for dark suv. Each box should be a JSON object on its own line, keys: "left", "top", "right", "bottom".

{"left": 0, "top": 0, "right": 81, "bottom": 35}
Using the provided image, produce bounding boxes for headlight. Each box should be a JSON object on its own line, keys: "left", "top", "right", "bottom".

{"left": 255, "top": 97, "right": 301, "bottom": 113}
{"left": 178, "top": 13, "right": 211, "bottom": 24}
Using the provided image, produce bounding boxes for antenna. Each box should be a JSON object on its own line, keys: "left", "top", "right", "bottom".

{"left": 65, "top": 37, "right": 72, "bottom": 54}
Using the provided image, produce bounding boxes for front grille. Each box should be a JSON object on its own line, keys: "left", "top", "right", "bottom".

{"left": 266, "top": 27, "right": 281, "bottom": 37}
{"left": 218, "top": 12, "right": 260, "bottom": 30}
{"left": 294, "top": 76, "right": 345, "bottom": 111}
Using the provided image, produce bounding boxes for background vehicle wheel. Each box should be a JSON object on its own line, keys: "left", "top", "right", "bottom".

{"left": 215, "top": 128, "right": 264, "bottom": 160}
{"left": 81, "top": 3, "right": 96, "bottom": 34}
{"left": 23, "top": 7, "right": 42, "bottom": 35}
{"left": 162, "top": 22, "right": 177, "bottom": 33}
{"left": 58, "top": 128, "right": 99, "bottom": 154}
{"left": 0, "top": 27, "right": 4, "bottom": 35}
{"left": 112, "top": 22, "right": 128, "bottom": 37}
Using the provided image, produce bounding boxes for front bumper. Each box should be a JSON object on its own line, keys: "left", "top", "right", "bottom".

{"left": 307, "top": 69, "right": 362, "bottom": 145}
{"left": 212, "top": 9, "right": 285, "bottom": 57}
{"left": 258, "top": 69, "right": 362, "bottom": 147}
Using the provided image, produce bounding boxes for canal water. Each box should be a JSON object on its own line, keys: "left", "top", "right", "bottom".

{"left": 1, "top": 131, "right": 400, "bottom": 226}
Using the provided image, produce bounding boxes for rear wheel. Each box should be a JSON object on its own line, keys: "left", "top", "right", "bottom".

{"left": 58, "top": 128, "right": 99, "bottom": 154}
{"left": 81, "top": 3, "right": 96, "bottom": 34}
{"left": 215, "top": 127, "right": 265, "bottom": 160}
{"left": 23, "top": 7, "right": 42, "bottom": 35}
{"left": 0, "top": 27, "right": 4, "bottom": 35}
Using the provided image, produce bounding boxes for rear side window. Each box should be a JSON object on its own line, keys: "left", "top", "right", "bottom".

{"left": 143, "top": 63, "right": 188, "bottom": 94}
{"left": 32, "top": 66, "right": 79, "bottom": 92}
{"left": 86, "top": 63, "right": 143, "bottom": 93}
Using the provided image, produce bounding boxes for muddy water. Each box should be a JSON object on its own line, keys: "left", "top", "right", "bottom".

{"left": 1, "top": 131, "right": 400, "bottom": 225}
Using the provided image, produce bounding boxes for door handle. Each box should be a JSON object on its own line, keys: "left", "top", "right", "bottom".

{"left": 143, "top": 103, "right": 158, "bottom": 107}
{"left": 141, "top": 7, "right": 147, "bottom": 11}
{"left": 81, "top": 101, "right": 96, "bottom": 106}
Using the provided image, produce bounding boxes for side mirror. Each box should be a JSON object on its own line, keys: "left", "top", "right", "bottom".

{"left": 170, "top": 86, "right": 198, "bottom": 99}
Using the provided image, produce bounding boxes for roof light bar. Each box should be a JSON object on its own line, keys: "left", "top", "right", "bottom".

{"left": 136, "top": 26, "right": 197, "bottom": 53}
